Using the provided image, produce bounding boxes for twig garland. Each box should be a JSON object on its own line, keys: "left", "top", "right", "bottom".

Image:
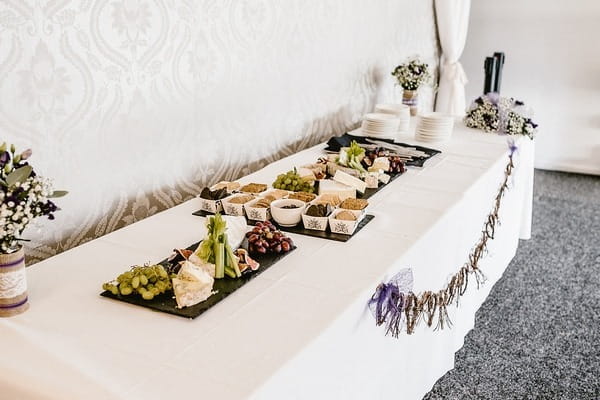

{"left": 369, "top": 145, "right": 517, "bottom": 336}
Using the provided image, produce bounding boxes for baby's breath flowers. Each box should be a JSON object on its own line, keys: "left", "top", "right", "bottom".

{"left": 464, "top": 95, "right": 499, "bottom": 132}
{"left": 464, "top": 94, "right": 538, "bottom": 139}
{"left": 0, "top": 143, "right": 66, "bottom": 253}
{"left": 391, "top": 58, "right": 432, "bottom": 91}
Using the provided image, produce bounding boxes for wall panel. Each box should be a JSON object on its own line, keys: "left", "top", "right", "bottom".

{"left": 0, "top": 0, "right": 439, "bottom": 263}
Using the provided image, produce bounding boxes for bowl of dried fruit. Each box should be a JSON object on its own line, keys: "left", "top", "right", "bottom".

{"left": 270, "top": 199, "right": 306, "bottom": 227}
{"left": 302, "top": 203, "right": 333, "bottom": 231}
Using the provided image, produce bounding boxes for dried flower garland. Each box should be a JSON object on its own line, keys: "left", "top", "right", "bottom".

{"left": 369, "top": 144, "right": 517, "bottom": 336}
{"left": 464, "top": 94, "right": 537, "bottom": 139}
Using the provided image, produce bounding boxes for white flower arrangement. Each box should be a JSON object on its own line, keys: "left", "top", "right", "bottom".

{"left": 391, "top": 58, "right": 432, "bottom": 91}
{"left": 0, "top": 143, "right": 66, "bottom": 253}
{"left": 464, "top": 94, "right": 538, "bottom": 139}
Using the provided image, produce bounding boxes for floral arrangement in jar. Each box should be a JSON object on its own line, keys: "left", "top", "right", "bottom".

{"left": 464, "top": 94, "right": 538, "bottom": 139}
{"left": 391, "top": 57, "right": 432, "bottom": 115}
{"left": 391, "top": 58, "right": 432, "bottom": 91}
{"left": 0, "top": 143, "right": 66, "bottom": 252}
{"left": 0, "top": 143, "right": 66, "bottom": 316}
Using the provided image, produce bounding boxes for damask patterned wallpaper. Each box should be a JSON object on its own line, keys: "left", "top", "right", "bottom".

{"left": 0, "top": 0, "right": 439, "bottom": 264}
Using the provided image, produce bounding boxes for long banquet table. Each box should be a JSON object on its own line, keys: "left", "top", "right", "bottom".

{"left": 0, "top": 123, "right": 534, "bottom": 400}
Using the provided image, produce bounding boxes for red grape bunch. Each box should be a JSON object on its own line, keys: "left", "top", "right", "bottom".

{"left": 387, "top": 156, "right": 406, "bottom": 174}
{"left": 246, "top": 221, "right": 294, "bottom": 255}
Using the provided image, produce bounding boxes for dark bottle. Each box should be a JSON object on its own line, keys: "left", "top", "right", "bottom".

{"left": 493, "top": 52, "right": 505, "bottom": 94}
{"left": 483, "top": 56, "right": 497, "bottom": 95}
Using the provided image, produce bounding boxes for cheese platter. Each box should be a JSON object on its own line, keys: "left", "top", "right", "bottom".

{"left": 100, "top": 216, "right": 297, "bottom": 318}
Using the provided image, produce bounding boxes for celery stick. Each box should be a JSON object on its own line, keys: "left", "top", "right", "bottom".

{"left": 223, "top": 235, "right": 242, "bottom": 278}
{"left": 215, "top": 238, "right": 225, "bottom": 279}
{"left": 224, "top": 266, "right": 237, "bottom": 278}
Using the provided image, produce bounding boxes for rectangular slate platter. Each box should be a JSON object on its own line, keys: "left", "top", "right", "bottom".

{"left": 100, "top": 240, "right": 295, "bottom": 319}
{"left": 191, "top": 210, "right": 374, "bottom": 242}
{"left": 192, "top": 166, "right": 400, "bottom": 242}
{"left": 275, "top": 214, "right": 374, "bottom": 242}
{"left": 325, "top": 133, "right": 441, "bottom": 167}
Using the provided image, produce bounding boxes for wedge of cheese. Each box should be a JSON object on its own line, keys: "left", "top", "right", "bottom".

{"left": 365, "top": 172, "right": 379, "bottom": 189}
{"left": 173, "top": 261, "right": 215, "bottom": 308}
{"left": 186, "top": 253, "right": 216, "bottom": 277}
{"left": 295, "top": 167, "right": 317, "bottom": 181}
{"left": 378, "top": 173, "right": 391, "bottom": 184}
{"left": 333, "top": 170, "right": 367, "bottom": 194}
{"left": 222, "top": 215, "right": 248, "bottom": 250}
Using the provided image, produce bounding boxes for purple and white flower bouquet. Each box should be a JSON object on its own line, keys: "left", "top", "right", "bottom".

{"left": 464, "top": 94, "right": 538, "bottom": 139}
{"left": 0, "top": 143, "right": 66, "bottom": 253}
{"left": 391, "top": 58, "right": 432, "bottom": 91}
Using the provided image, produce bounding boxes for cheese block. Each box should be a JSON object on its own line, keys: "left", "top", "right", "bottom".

{"left": 173, "top": 261, "right": 215, "bottom": 308}
{"left": 326, "top": 162, "right": 360, "bottom": 178}
{"left": 186, "top": 253, "right": 216, "bottom": 277}
{"left": 318, "top": 179, "right": 356, "bottom": 201}
{"left": 378, "top": 173, "right": 391, "bottom": 185}
{"left": 295, "top": 167, "right": 316, "bottom": 181}
{"left": 365, "top": 172, "right": 379, "bottom": 189}
{"left": 333, "top": 170, "right": 367, "bottom": 194}
{"left": 372, "top": 157, "right": 390, "bottom": 172}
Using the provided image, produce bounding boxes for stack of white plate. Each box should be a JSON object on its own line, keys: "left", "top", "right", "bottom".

{"left": 375, "top": 103, "right": 411, "bottom": 133}
{"left": 360, "top": 113, "right": 400, "bottom": 138}
{"left": 415, "top": 112, "right": 454, "bottom": 142}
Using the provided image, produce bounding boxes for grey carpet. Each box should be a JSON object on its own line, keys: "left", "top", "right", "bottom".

{"left": 423, "top": 170, "right": 600, "bottom": 400}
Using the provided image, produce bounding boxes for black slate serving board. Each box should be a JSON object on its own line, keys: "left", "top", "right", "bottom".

{"left": 192, "top": 168, "right": 402, "bottom": 241}
{"left": 191, "top": 210, "right": 375, "bottom": 242}
{"left": 274, "top": 214, "right": 374, "bottom": 242}
{"left": 193, "top": 166, "right": 404, "bottom": 219}
{"left": 100, "top": 240, "right": 295, "bottom": 319}
{"left": 325, "top": 133, "right": 441, "bottom": 167}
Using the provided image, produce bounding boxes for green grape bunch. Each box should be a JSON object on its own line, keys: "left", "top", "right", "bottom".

{"left": 102, "top": 264, "right": 173, "bottom": 301}
{"left": 272, "top": 169, "right": 315, "bottom": 193}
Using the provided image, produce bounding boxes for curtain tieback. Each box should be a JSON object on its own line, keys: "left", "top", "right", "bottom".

{"left": 442, "top": 60, "right": 468, "bottom": 85}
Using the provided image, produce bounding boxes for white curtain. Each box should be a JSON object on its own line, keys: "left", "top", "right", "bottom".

{"left": 435, "top": 0, "right": 471, "bottom": 116}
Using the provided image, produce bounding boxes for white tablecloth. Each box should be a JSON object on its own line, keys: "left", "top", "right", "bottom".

{"left": 0, "top": 124, "right": 534, "bottom": 400}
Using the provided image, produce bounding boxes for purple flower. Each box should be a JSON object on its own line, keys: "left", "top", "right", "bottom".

{"left": 20, "top": 149, "right": 32, "bottom": 160}
{"left": 507, "top": 139, "right": 518, "bottom": 155}
{"left": 0, "top": 151, "right": 9, "bottom": 166}
{"left": 487, "top": 92, "right": 500, "bottom": 105}
{"left": 41, "top": 200, "right": 58, "bottom": 220}
{"left": 526, "top": 118, "right": 538, "bottom": 129}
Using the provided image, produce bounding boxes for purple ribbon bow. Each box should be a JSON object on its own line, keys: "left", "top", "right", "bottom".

{"left": 368, "top": 268, "right": 413, "bottom": 336}
{"left": 507, "top": 138, "right": 518, "bottom": 156}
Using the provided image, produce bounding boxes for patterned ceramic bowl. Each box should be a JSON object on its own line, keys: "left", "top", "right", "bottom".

{"left": 270, "top": 199, "right": 306, "bottom": 227}
{"left": 328, "top": 209, "right": 359, "bottom": 235}
{"left": 221, "top": 194, "right": 255, "bottom": 216}
{"left": 244, "top": 198, "right": 272, "bottom": 222}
